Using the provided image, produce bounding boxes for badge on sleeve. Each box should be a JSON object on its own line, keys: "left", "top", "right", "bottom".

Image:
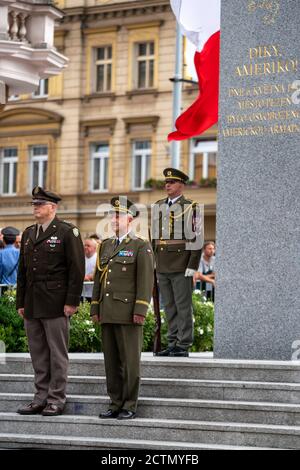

{"left": 73, "top": 228, "right": 79, "bottom": 237}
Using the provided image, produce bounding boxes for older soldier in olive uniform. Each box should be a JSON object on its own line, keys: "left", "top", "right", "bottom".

{"left": 16, "top": 187, "right": 85, "bottom": 416}
{"left": 153, "top": 169, "right": 202, "bottom": 357}
{"left": 91, "top": 196, "right": 154, "bottom": 420}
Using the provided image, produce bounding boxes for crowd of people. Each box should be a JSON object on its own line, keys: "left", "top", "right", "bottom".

{"left": 0, "top": 231, "right": 215, "bottom": 301}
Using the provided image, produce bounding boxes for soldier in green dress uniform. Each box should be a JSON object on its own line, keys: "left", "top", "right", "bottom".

{"left": 16, "top": 186, "right": 85, "bottom": 416}
{"left": 153, "top": 169, "right": 202, "bottom": 357}
{"left": 91, "top": 196, "right": 154, "bottom": 420}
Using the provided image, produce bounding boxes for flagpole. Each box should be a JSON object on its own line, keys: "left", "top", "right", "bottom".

{"left": 171, "top": 23, "right": 183, "bottom": 169}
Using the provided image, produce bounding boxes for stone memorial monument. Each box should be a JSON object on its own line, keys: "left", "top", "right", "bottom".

{"left": 214, "top": 0, "right": 300, "bottom": 360}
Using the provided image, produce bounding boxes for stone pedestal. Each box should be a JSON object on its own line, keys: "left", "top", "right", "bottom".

{"left": 214, "top": 0, "right": 300, "bottom": 360}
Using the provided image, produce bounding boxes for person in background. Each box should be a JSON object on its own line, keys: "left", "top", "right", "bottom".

{"left": 0, "top": 226, "right": 20, "bottom": 287}
{"left": 82, "top": 237, "right": 98, "bottom": 302}
{"left": 14, "top": 232, "right": 22, "bottom": 250}
{"left": 0, "top": 229, "right": 4, "bottom": 250}
{"left": 194, "top": 241, "right": 216, "bottom": 301}
{"left": 89, "top": 233, "right": 101, "bottom": 244}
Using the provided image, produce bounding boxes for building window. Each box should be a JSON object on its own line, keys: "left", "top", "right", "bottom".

{"left": 189, "top": 140, "right": 218, "bottom": 181}
{"left": 132, "top": 140, "right": 151, "bottom": 190}
{"left": 94, "top": 46, "right": 112, "bottom": 93}
{"left": 134, "top": 42, "right": 155, "bottom": 89}
{"left": 33, "top": 79, "right": 49, "bottom": 98}
{"left": 8, "top": 95, "right": 20, "bottom": 102}
{"left": 90, "top": 143, "right": 109, "bottom": 192}
{"left": 30, "top": 145, "right": 48, "bottom": 188}
{"left": 0, "top": 147, "right": 18, "bottom": 196}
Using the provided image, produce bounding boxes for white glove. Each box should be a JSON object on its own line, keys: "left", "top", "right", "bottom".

{"left": 185, "top": 268, "right": 196, "bottom": 277}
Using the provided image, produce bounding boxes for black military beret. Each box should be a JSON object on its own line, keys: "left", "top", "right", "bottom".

{"left": 1, "top": 226, "right": 20, "bottom": 239}
{"left": 110, "top": 196, "right": 139, "bottom": 218}
{"left": 31, "top": 186, "right": 62, "bottom": 204}
{"left": 163, "top": 168, "right": 189, "bottom": 184}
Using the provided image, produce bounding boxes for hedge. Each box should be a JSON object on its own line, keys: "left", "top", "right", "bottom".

{"left": 0, "top": 289, "right": 214, "bottom": 353}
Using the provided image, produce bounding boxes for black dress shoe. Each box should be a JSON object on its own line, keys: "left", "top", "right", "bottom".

{"left": 154, "top": 346, "right": 175, "bottom": 357}
{"left": 17, "top": 402, "right": 45, "bottom": 415}
{"left": 99, "top": 409, "right": 119, "bottom": 419}
{"left": 117, "top": 410, "right": 136, "bottom": 420}
{"left": 42, "top": 404, "right": 64, "bottom": 416}
{"left": 170, "top": 347, "right": 189, "bottom": 357}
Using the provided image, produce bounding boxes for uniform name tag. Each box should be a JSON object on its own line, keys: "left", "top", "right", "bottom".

{"left": 118, "top": 250, "right": 134, "bottom": 257}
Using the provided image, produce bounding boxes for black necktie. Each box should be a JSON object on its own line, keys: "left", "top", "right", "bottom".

{"left": 168, "top": 200, "right": 173, "bottom": 208}
{"left": 36, "top": 225, "right": 44, "bottom": 239}
{"left": 114, "top": 238, "right": 120, "bottom": 249}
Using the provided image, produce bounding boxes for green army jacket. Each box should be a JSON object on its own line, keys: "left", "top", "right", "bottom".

{"left": 91, "top": 233, "right": 154, "bottom": 324}
{"left": 16, "top": 217, "right": 85, "bottom": 319}
{"left": 153, "top": 195, "right": 202, "bottom": 274}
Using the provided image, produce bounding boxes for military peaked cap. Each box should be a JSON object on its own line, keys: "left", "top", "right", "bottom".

{"left": 31, "top": 186, "right": 62, "bottom": 204}
{"left": 110, "top": 196, "right": 139, "bottom": 218}
{"left": 163, "top": 168, "right": 189, "bottom": 184}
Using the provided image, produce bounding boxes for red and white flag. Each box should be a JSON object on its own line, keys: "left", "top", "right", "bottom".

{"left": 168, "top": 0, "right": 221, "bottom": 141}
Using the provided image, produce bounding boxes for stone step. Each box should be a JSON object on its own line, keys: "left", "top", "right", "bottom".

{"left": 0, "top": 413, "right": 299, "bottom": 449}
{"left": 2, "top": 374, "right": 300, "bottom": 403}
{"left": 0, "top": 432, "right": 275, "bottom": 450}
{"left": 3, "top": 354, "right": 300, "bottom": 383}
{"left": 1, "top": 393, "right": 300, "bottom": 426}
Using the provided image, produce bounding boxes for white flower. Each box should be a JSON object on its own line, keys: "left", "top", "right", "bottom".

{"left": 8, "top": 297, "right": 14, "bottom": 303}
{"left": 194, "top": 289, "right": 202, "bottom": 295}
{"left": 198, "top": 328, "right": 204, "bottom": 335}
{"left": 88, "top": 328, "right": 95, "bottom": 333}
{"left": 85, "top": 320, "right": 92, "bottom": 325}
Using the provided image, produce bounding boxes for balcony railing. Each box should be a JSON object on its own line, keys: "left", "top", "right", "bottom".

{"left": 0, "top": 0, "right": 68, "bottom": 97}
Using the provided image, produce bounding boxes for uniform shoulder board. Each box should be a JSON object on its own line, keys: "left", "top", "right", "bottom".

{"left": 61, "top": 220, "right": 80, "bottom": 237}
{"left": 25, "top": 224, "right": 35, "bottom": 232}
{"left": 155, "top": 198, "right": 167, "bottom": 205}
{"left": 62, "top": 220, "right": 75, "bottom": 228}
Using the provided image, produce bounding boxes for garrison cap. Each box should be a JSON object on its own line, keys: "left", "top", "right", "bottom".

{"left": 163, "top": 168, "right": 189, "bottom": 184}
{"left": 110, "top": 196, "right": 139, "bottom": 218}
{"left": 31, "top": 186, "right": 62, "bottom": 204}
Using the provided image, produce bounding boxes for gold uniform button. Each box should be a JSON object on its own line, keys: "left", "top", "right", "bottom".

{"left": 161, "top": 248, "right": 164, "bottom": 251}
{"left": 109, "top": 269, "right": 112, "bottom": 273}
{"left": 107, "top": 281, "right": 110, "bottom": 285}
{"left": 106, "top": 293, "right": 109, "bottom": 297}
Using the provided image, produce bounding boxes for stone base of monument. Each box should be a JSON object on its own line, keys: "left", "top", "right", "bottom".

{"left": 1, "top": 354, "right": 300, "bottom": 449}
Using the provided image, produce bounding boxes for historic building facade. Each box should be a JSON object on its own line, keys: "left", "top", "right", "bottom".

{"left": 0, "top": 0, "right": 217, "bottom": 240}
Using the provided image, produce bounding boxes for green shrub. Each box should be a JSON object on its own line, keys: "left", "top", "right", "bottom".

{"left": 69, "top": 301, "right": 101, "bottom": 352}
{"left": 0, "top": 290, "right": 214, "bottom": 353}
{"left": 0, "top": 290, "right": 28, "bottom": 352}
{"left": 191, "top": 291, "right": 214, "bottom": 352}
